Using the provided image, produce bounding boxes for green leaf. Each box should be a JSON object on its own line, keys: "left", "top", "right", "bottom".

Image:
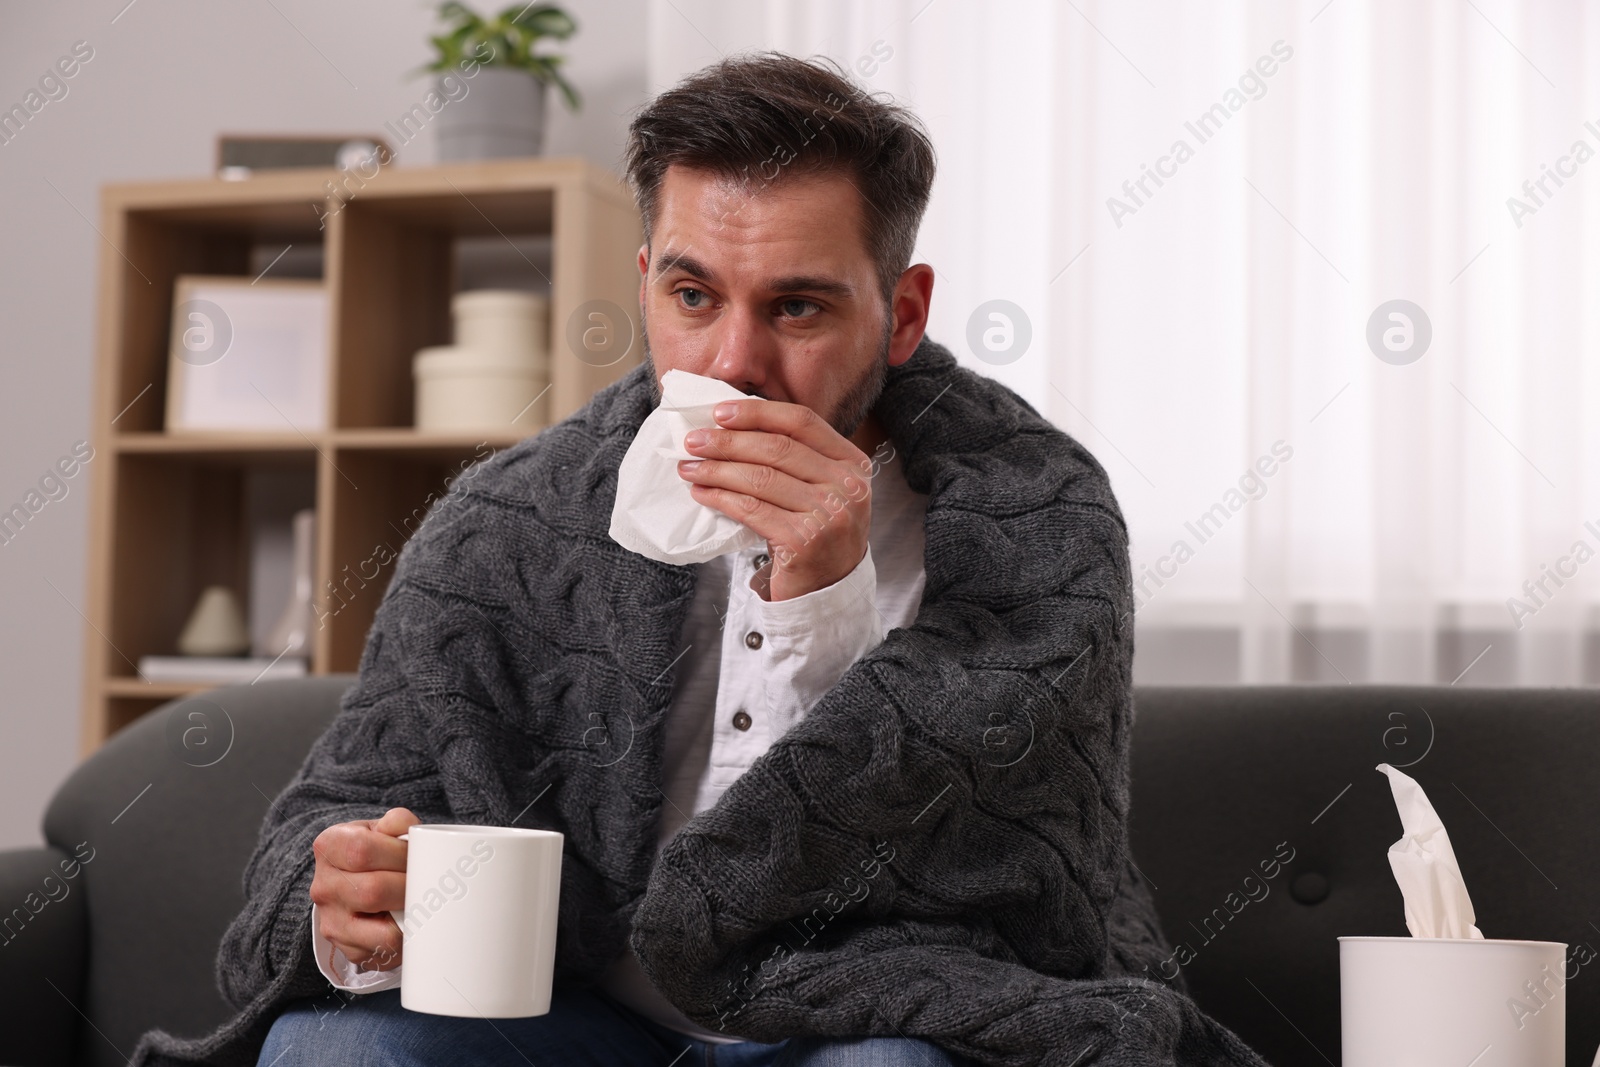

{"left": 510, "top": 5, "right": 577, "bottom": 39}
{"left": 548, "top": 66, "right": 581, "bottom": 111}
{"left": 437, "top": 1, "right": 482, "bottom": 30}
{"left": 436, "top": 32, "right": 468, "bottom": 56}
{"left": 487, "top": 31, "right": 517, "bottom": 66}
{"left": 418, "top": 4, "right": 489, "bottom": 76}
{"left": 560, "top": 79, "right": 582, "bottom": 111}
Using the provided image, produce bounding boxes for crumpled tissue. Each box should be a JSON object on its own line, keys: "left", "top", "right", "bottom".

{"left": 608, "top": 369, "right": 765, "bottom": 565}
{"left": 1377, "top": 762, "right": 1484, "bottom": 939}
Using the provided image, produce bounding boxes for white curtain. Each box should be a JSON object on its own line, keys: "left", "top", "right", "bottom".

{"left": 644, "top": 0, "right": 1600, "bottom": 685}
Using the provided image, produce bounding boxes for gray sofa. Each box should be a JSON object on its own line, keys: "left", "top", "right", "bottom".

{"left": 2, "top": 680, "right": 1597, "bottom": 1066}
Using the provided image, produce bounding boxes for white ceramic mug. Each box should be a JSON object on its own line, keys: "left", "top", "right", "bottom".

{"left": 387, "top": 824, "right": 563, "bottom": 1017}
{"left": 1340, "top": 936, "right": 1566, "bottom": 1067}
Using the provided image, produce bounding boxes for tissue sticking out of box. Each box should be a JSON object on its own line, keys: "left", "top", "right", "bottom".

{"left": 1377, "top": 763, "right": 1485, "bottom": 940}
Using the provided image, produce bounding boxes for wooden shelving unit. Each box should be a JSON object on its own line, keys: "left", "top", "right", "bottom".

{"left": 81, "top": 158, "right": 643, "bottom": 753}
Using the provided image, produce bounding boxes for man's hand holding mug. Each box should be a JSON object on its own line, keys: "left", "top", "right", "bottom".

{"left": 310, "top": 806, "right": 419, "bottom": 974}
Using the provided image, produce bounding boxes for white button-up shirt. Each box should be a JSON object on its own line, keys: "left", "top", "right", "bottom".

{"left": 310, "top": 446, "right": 928, "bottom": 1044}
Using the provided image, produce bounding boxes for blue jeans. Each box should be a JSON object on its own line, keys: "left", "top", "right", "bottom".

{"left": 257, "top": 986, "right": 971, "bottom": 1066}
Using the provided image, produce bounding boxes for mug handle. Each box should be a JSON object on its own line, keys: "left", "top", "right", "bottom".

{"left": 387, "top": 832, "right": 409, "bottom": 938}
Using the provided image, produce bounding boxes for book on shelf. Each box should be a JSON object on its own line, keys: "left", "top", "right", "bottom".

{"left": 137, "top": 655, "right": 309, "bottom": 685}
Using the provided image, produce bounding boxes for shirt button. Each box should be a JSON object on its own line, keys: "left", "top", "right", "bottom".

{"left": 753, "top": 553, "right": 770, "bottom": 572}
{"left": 744, "top": 630, "right": 763, "bottom": 650}
{"left": 732, "top": 710, "right": 752, "bottom": 731}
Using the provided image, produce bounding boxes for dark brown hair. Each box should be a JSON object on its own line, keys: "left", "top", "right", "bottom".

{"left": 623, "top": 51, "right": 937, "bottom": 308}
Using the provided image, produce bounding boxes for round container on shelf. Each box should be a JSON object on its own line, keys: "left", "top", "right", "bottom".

{"left": 413, "top": 345, "right": 547, "bottom": 432}
{"left": 451, "top": 290, "right": 549, "bottom": 371}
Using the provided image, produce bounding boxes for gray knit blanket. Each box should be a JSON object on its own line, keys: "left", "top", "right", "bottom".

{"left": 130, "top": 335, "right": 1271, "bottom": 1067}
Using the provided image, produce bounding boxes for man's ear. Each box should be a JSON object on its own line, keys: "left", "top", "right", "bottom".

{"left": 887, "top": 263, "right": 935, "bottom": 367}
{"left": 637, "top": 244, "right": 650, "bottom": 309}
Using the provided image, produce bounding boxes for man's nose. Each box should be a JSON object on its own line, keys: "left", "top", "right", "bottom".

{"left": 706, "top": 305, "right": 777, "bottom": 396}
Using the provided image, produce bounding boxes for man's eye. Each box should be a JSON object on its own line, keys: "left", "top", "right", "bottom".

{"left": 779, "top": 299, "right": 820, "bottom": 319}
{"left": 676, "top": 288, "right": 708, "bottom": 309}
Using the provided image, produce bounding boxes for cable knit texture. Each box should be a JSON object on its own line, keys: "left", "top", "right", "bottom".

{"left": 128, "top": 336, "right": 1271, "bottom": 1067}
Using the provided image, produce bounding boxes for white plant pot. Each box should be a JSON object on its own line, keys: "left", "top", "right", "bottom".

{"left": 436, "top": 69, "right": 547, "bottom": 161}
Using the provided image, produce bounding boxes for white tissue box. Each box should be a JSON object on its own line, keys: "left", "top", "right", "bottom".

{"left": 1340, "top": 936, "right": 1565, "bottom": 1066}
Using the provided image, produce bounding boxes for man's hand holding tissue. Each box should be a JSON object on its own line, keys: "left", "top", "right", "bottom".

{"left": 676, "top": 396, "right": 872, "bottom": 601}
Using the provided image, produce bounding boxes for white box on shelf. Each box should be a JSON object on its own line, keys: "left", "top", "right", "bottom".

{"left": 137, "top": 655, "right": 309, "bottom": 685}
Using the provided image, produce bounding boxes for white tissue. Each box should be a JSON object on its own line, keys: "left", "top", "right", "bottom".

{"left": 1377, "top": 763, "right": 1485, "bottom": 940}
{"left": 608, "top": 369, "right": 765, "bottom": 565}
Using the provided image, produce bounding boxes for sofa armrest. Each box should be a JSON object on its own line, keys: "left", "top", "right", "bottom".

{"left": 0, "top": 846, "right": 87, "bottom": 1067}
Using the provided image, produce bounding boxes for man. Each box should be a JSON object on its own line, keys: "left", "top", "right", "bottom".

{"left": 131, "top": 53, "right": 1269, "bottom": 1067}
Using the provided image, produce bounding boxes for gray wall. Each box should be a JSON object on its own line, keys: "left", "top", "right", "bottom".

{"left": 0, "top": 0, "right": 648, "bottom": 850}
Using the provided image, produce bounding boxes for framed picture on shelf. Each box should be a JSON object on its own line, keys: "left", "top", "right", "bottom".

{"left": 164, "top": 275, "right": 329, "bottom": 433}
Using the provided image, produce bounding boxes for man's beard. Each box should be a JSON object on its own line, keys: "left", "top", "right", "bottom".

{"left": 640, "top": 311, "right": 891, "bottom": 439}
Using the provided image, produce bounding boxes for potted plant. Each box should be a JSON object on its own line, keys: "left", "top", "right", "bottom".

{"left": 421, "top": 1, "right": 581, "bottom": 161}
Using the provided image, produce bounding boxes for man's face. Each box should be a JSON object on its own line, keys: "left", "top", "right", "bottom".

{"left": 637, "top": 166, "right": 895, "bottom": 437}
